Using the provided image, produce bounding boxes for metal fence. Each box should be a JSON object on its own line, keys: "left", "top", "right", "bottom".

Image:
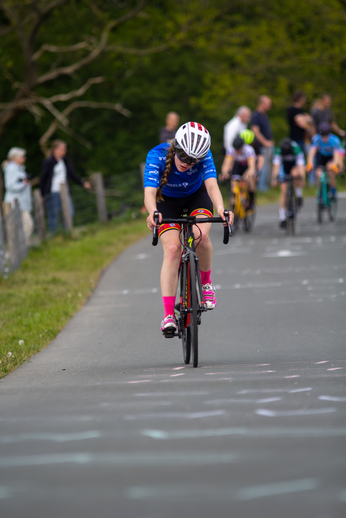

{"left": 0, "top": 167, "right": 145, "bottom": 278}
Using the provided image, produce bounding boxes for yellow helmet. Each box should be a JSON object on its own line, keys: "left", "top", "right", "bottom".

{"left": 240, "top": 129, "right": 255, "bottom": 145}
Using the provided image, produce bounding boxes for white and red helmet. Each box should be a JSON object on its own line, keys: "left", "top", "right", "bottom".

{"left": 174, "top": 121, "right": 211, "bottom": 160}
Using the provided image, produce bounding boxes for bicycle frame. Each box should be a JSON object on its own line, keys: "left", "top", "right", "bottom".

{"left": 152, "top": 211, "right": 231, "bottom": 367}
{"left": 233, "top": 180, "right": 248, "bottom": 220}
{"left": 317, "top": 168, "right": 337, "bottom": 223}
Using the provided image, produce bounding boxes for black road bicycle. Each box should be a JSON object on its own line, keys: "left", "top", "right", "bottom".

{"left": 284, "top": 175, "right": 297, "bottom": 236}
{"left": 152, "top": 210, "right": 232, "bottom": 368}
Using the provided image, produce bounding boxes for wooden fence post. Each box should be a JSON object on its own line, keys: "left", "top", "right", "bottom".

{"left": 0, "top": 213, "right": 8, "bottom": 277}
{"left": 14, "top": 199, "right": 27, "bottom": 261}
{"left": 2, "top": 202, "right": 11, "bottom": 217}
{"left": 91, "top": 172, "right": 107, "bottom": 222}
{"left": 5, "top": 207, "right": 20, "bottom": 272}
{"left": 139, "top": 162, "right": 145, "bottom": 187}
{"left": 60, "top": 183, "right": 73, "bottom": 231}
{"left": 33, "top": 189, "right": 46, "bottom": 242}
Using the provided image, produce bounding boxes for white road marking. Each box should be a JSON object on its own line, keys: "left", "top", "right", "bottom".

{"left": 0, "top": 451, "right": 238, "bottom": 468}
{"left": 319, "top": 395, "right": 346, "bottom": 402}
{"left": 136, "top": 392, "right": 210, "bottom": 397}
{"left": 126, "top": 478, "right": 318, "bottom": 501}
{"left": 124, "top": 410, "right": 225, "bottom": 420}
{"left": 204, "top": 397, "right": 282, "bottom": 404}
{"left": 141, "top": 427, "right": 346, "bottom": 440}
{"left": 0, "top": 431, "right": 101, "bottom": 443}
{"left": 238, "top": 387, "right": 312, "bottom": 394}
{"left": 236, "top": 478, "right": 318, "bottom": 500}
{"left": 256, "top": 408, "right": 336, "bottom": 417}
{"left": 262, "top": 250, "right": 307, "bottom": 258}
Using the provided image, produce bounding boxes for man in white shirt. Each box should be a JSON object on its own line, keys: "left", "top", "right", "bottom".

{"left": 223, "top": 106, "right": 251, "bottom": 152}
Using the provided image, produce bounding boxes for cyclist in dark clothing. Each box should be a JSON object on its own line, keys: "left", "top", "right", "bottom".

{"left": 287, "top": 91, "right": 312, "bottom": 153}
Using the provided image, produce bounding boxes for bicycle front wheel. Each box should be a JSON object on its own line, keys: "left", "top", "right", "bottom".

{"left": 188, "top": 256, "right": 199, "bottom": 368}
{"left": 180, "top": 260, "right": 191, "bottom": 365}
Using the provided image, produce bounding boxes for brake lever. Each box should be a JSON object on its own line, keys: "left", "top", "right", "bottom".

{"left": 223, "top": 209, "right": 232, "bottom": 244}
{"left": 152, "top": 211, "right": 159, "bottom": 246}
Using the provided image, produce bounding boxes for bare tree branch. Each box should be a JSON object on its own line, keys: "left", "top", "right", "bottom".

{"left": 32, "top": 41, "right": 93, "bottom": 62}
{"left": 38, "top": 98, "right": 70, "bottom": 126}
{"left": 61, "top": 100, "right": 131, "bottom": 118}
{"left": 106, "top": 43, "right": 171, "bottom": 55}
{"left": 48, "top": 77, "right": 104, "bottom": 103}
{"left": 35, "top": 20, "right": 113, "bottom": 85}
{"left": 39, "top": 100, "right": 131, "bottom": 153}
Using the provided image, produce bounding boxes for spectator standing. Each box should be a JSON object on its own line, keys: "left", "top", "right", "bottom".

{"left": 287, "top": 91, "right": 312, "bottom": 153}
{"left": 223, "top": 106, "right": 251, "bottom": 153}
{"left": 40, "top": 140, "right": 91, "bottom": 234}
{"left": 310, "top": 94, "right": 345, "bottom": 138}
{"left": 159, "top": 112, "right": 180, "bottom": 143}
{"left": 3, "top": 147, "right": 34, "bottom": 245}
{"left": 250, "top": 95, "right": 274, "bottom": 191}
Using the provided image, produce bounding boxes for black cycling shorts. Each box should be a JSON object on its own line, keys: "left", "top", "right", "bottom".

{"left": 157, "top": 183, "right": 213, "bottom": 237}
{"left": 316, "top": 152, "right": 333, "bottom": 167}
{"left": 231, "top": 161, "right": 248, "bottom": 177}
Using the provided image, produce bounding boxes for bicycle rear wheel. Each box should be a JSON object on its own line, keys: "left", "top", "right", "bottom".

{"left": 189, "top": 257, "right": 198, "bottom": 368}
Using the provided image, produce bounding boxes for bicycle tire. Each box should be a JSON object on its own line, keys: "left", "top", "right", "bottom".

{"left": 189, "top": 256, "right": 199, "bottom": 368}
{"left": 232, "top": 215, "right": 239, "bottom": 234}
{"left": 244, "top": 209, "right": 255, "bottom": 232}
{"left": 328, "top": 198, "right": 337, "bottom": 222}
{"left": 180, "top": 260, "right": 191, "bottom": 365}
{"left": 317, "top": 185, "right": 323, "bottom": 223}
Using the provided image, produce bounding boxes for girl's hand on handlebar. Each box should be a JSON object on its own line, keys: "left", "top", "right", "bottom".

{"left": 217, "top": 207, "right": 234, "bottom": 226}
{"left": 147, "top": 211, "right": 162, "bottom": 231}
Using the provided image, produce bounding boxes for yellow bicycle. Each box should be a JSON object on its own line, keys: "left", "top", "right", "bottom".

{"left": 231, "top": 176, "right": 256, "bottom": 233}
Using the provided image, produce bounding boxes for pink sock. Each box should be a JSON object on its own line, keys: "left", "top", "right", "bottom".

{"left": 200, "top": 269, "right": 212, "bottom": 285}
{"left": 163, "top": 296, "right": 176, "bottom": 318}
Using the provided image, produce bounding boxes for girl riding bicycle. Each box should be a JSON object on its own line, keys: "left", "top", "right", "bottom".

{"left": 144, "top": 121, "right": 234, "bottom": 337}
{"left": 219, "top": 135, "right": 257, "bottom": 211}
{"left": 306, "top": 122, "right": 344, "bottom": 200}
{"left": 271, "top": 138, "right": 305, "bottom": 229}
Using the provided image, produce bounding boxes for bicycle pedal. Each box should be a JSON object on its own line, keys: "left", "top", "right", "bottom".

{"left": 162, "top": 328, "right": 176, "bottom": 338}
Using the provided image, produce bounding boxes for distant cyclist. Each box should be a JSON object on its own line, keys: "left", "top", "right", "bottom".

{"left": 306, "top": 122, "right": 344, "bottom": 200}
{"left": 144, "top": 122, "right": 234, "bottom": 337}
{"left": 272, "top": 138, "right": 305, "bottom": 229}
{"left": 240, "top": 129, "right": 265, "bottom": 179}
{"left": 220, "top": 135, "right": 256, "bottom": 210}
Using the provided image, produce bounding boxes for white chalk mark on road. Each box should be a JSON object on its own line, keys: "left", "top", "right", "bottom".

{"left": 236, "top": 478, "right": 318, "bottom": 500}
{"left": 141, "top": 427, "right": 346, "bottom": 440}
{"left": 0, "top": 431, "right": 101, "bottom": 443}
{"left": 124, "top": 410, "right": 225, "bottom": 420}
{"left": 0, "top": 451, "right": 238, "bottom": 469}
{"left": 256, "top": 408, "right": 336, "bottom": 417}
{"left": 319, "top": 395, "right": 346, "bottom": 402}
{"left": 204, "top": 397, "right": 282, "bottom": 404}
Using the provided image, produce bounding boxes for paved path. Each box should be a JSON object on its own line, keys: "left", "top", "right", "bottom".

{"left": 1, "top": 197, "right": 345, "bottom": 518}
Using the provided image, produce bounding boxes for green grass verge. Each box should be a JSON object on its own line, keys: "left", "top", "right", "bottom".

{"left": 0, "top": 217, "right": 149, "bottom": 379}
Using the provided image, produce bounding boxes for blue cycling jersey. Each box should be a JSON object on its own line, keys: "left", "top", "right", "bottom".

{"left": 311, "top": 134, "right": 341, "bottom": 157}
{"left": 144, "top": 143, "right": 217, "bottom": 198}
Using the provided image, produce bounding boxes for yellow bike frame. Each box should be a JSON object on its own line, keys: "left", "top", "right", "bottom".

{"left": 232, "top": 180, "right": 249, "bottom": 219}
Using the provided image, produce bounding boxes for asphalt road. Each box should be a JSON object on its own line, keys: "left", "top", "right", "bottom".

{"left": 1, "top": 197, "right": 346, "bottom": 518}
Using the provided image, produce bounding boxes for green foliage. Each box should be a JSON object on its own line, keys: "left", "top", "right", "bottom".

{"left": 0, "top": 0, "right": 345, "bottom": 180}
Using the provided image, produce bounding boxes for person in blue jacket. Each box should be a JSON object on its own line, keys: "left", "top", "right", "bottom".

{"left": 144, "top": 121, "right": 234, "bottom": 337}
